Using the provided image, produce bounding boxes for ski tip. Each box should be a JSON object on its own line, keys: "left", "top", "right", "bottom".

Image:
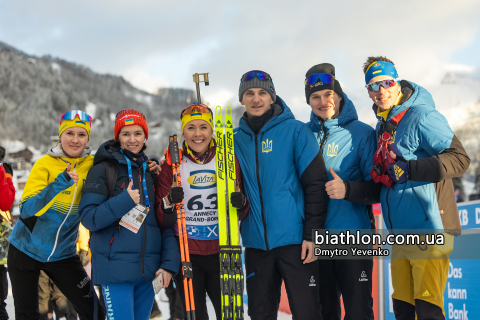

{"left": 226, "top": 106, "right": 232, "bottom": 115}
{"left": 215, "top": 105, "right": 222, "bottom": 115}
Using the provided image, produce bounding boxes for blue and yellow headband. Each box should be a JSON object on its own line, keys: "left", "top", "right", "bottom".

{"left": 364, "top": 61, "right": 398, "bottom": 84}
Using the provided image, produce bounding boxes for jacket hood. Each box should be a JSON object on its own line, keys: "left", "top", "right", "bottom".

{"left": 373, "top": 80, "right": 432, "bottom": 122}
{"left": 93, "top": 140, "right": 126, "bottom": 166}
{"left": 308, "top": 93, "right": 358, "bottom": 133}
{"left": 48, "top": 144, "right": 92, "bottom": 159}
{"left": 239, "top": 95, "right": 294, "bottom": 135}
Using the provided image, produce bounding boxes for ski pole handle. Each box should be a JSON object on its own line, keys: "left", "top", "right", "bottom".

{"left": 169, "top": 135, "right": 180, "bottom": 164}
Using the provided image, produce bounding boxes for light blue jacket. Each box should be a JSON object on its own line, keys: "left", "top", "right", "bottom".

{"left": 375, "top": 81, "right": 453, "bottom": 230}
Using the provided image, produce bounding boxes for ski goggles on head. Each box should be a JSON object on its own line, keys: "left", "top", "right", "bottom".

{"left": 240, "top": 70, "right": 272, "bottom": 83}
{"left": 59, "top": 110, "right": 92, "bottom": 125}
{"left": 365, "top": 79, "right": 398, "bottom": 92}
{"left": 181, "top": 103, "right": 212, "bottom": 117}
{"left": 181, "top": 103, "right": 213, "bottom": 130}
{"left": 304, "top": 73, "right": 335, "bottom": 86}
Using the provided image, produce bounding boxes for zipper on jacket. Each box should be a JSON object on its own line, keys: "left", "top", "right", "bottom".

{"left": 386, "top": 188, "right": 393, "bottom": 230}
{"left": 139, "top": 168, "right": 146, "bottom": 279}
{"left": 319, "top": 123, "right": 329, "bottom": 154}
{"left": 255, "top": 132, "right": 269, "bottom": 251}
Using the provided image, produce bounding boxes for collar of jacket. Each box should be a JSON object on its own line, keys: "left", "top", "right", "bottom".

{"left": 309, "top": 92, "right": 358, "bottom": 135}
{"left": 48, "top": 143, "right": 92, "bottom": 159}
{"left": 239, "top": 95, "right": 293, "bottom": 136}
{"left": 182, "top": 139, "right": 217, "bottom": 164}
{"left": 372, "top": 80, "right": 415, "bottom": 122}
{"left": 93, "top": 140, "right": 144, "bottom": 169}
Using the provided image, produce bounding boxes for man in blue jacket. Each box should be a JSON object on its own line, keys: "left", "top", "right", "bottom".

{"left": 305, "top": 63, "right": 376, "bottom": 320}
{"left": 331, "top": 57, "right": 470, "bottom": 319}
{"left": 234, "top": 70, "right": 328, "bottom": 320}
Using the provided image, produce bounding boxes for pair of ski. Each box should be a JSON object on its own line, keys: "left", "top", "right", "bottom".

{"left": 165, "top": 106, "right": 244, "bottom": 320}
{"left": 215, "top": 106, "right": 244, "bottom": 320}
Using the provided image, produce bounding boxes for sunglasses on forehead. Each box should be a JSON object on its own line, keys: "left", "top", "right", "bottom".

{"left": 365, "top": 79, "right": 398, "bottom": 92}
{"left": 59, "top": 110, "right": 92, "bottom": 126}
{"left": 240, "top": 70, "right": 272, "bottom": 83}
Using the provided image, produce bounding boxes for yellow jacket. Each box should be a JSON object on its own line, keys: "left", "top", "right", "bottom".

{"left": 9, "top": 145, "right": 94, "bottom": 262}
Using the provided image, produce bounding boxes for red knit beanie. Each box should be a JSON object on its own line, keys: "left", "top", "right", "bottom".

{"left": 114, "top": 109, "right": 149, "bottom": 140}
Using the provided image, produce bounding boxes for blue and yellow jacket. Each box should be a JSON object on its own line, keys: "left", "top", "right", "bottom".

{"left": 9, "top": 145, "right": 93, "bottom": 262}
{"left": 374, "top": 81, "right": 468, "bottom": 232}
{"left": 234, "top": 97, "right": 328, "bottom": 251}
{"left": 307, "top": 93, "right": 377, "bottom": 230}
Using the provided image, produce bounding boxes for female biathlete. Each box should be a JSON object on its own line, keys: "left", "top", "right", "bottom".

{"left": 155, "top": 103, "right": 249, "bottom": 320}
{"left": 7, "top": 110, "right": 105, "bottom": 319}
{"left": 79, "top": 108, "right": 179, "bottom": 320}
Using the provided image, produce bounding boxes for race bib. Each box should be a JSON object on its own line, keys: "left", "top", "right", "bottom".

{"left": 181, "top": 157, "right": 219, "bottom": 240}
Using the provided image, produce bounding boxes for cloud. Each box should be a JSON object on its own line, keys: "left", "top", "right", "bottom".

{"left": 123, "top": 67, "right": 169, "bottom": 94}
{"left": 1, "top": 0, "right": 479, "bottom": 124}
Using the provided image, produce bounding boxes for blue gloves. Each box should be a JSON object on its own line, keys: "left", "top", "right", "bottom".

{"left": 387, "top": 158, "right": 409, "bottom": 184}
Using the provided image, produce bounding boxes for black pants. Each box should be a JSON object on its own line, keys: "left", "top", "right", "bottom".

{"left": 7, "top": 245, "right": 105, "bottom": 320}
{"left": 245, "top": 244, "right": 322, "bottom": 320}
{"left": 0, "top": 265, "right": 8, "bottom": 320}
{"left": 174, "top": 253, "right": 222, "bottom": 320}
{"left": 318, "top": 258, "right": 374, "bottom": 320}
{"left": 166, "top": 281, "right": 184, "bottom": 320}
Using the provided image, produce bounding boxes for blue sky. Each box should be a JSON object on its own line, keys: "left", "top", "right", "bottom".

{"left": 1, "top": 0, "right": 479, "bottom": 124}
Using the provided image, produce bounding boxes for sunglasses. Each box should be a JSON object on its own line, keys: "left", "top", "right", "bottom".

{"left": 60, "top": 110, "right": 92, "bottom": 126}
{"left": 240, "top": 70, "right": 272, "bottom": 83}
{"left": 181, "top": 104, "right": 212, "bottom": 117}
{"left": 365, "top": 79, "right": 398, "bottom": 92}
{"left": 304, "top": 73, "right": 335, "bottom": 86}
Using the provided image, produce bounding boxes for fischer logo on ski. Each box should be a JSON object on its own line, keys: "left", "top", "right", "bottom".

{"left": 215, "top": 106, "right": 245, "bottom": 320}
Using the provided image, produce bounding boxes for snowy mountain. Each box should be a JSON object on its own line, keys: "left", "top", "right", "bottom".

{"left": 0, "top": 41, "right": 202, "bottom": 158}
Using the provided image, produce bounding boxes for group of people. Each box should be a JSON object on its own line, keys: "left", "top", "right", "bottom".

{"left": 1, "top": 55, "right": 469, "bottom": 320}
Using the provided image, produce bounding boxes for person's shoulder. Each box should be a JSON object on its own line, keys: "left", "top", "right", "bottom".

{"left": 31, "top": 154, "right": 57, "bottom": 170}
{"left": 345, "top": 119, "right": 375, "bottom": 134}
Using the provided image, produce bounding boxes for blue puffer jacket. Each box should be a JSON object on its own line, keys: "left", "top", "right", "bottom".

{"left": 79, "top": 141, "right": 179, "bottom": 285}
{"left": 375, "top": 81, "right": 453, "bottom": 231}
{"left": 307, "top": 93, "right": 377, "bottom": 230}
{"left": 234, "top": 99, "right": 322, "bottom": 251}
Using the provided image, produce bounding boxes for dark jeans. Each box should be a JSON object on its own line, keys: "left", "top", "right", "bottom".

{"left": 7, "top": 245, "right": 105, "bottom": 320}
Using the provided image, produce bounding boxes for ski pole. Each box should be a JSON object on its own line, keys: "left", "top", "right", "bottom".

{"left": 167, "top": 135, "right": 196, "bottom": 320}
{"left": 192, "top": 73, "right": 209, "bottom": 104}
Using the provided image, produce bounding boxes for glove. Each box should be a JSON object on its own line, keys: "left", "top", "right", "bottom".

{"left": 387, "top": 157, "right": 409, "bottom": 184}
{"left": 167, "top": 187, "right": 184, "bottom": 204}
{"left": 3, "top": 163, "right": 13, "bottom": 176}
{"left": 230, "top": 192, "right": 247, "bottom": 209}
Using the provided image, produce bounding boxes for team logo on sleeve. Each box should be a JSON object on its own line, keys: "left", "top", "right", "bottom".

{"left": 327, "top": 142, "right": 339, "bottom": 157}
{"left": 187, "top": 170, "right": 216, "bottom": 189}
{"left": 262, "top": 139, "right": 272, "bottom": 153}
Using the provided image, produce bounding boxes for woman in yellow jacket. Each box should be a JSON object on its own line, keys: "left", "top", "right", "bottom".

{"left": 7, "top": 110, "right": 105, "bottom": 319}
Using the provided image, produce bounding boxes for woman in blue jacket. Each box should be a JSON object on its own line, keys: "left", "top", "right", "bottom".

{"left": 79, "top": 109, "right": 180, "bottom": 320}
{"left": 305, "top": 63, "right": 377, "bottom": 320}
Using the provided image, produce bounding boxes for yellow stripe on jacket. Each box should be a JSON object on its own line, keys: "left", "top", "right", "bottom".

{"left": 20, "top": 154, "right": 93, "bottom": 217}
